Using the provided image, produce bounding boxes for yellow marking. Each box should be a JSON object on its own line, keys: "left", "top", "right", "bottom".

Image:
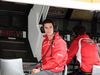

{"left": 73, "top": 0, "right": 91, "bottom": 3}
{"left": 73, "top": 0, "right": 100, "bottom": 3}
{"left": 92, "top": 0, "right": 100, "bottom": 3}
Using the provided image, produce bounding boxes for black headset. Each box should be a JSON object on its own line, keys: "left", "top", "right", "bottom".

{"left": 40, "top": 19, "right": 58, "bottom": 33}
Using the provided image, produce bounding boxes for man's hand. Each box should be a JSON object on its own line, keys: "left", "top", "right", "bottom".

{"left": 32, "top": 69, "right": 40, "bottom": 74}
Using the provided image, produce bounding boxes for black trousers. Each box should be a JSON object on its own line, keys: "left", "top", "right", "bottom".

{"left": 68, "top": 69, "right": 92, "bottom": 75}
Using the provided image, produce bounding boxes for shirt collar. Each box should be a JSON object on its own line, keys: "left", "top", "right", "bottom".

{"left": 43, "top": 32, "right": 59, "bottom": 40}
{"left": 75, "top": 34, "right": 90, "bottom": 40}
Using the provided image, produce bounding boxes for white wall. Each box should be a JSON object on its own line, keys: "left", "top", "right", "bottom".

{"left": 28, "top": 4, "right": 49, "bottom": 61}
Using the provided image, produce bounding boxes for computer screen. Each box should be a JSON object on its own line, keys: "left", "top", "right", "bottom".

{"left": 1, "top": 58, "right": 24, "bottom": 75}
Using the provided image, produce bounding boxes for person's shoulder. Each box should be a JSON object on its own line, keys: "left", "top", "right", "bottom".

{"left": 42, "top": 38, "right": 47, "bottom": 43}
{"left": 71, "top": 39, "right": 79, "bottom": 45}
{"left": 55, "top": 36, "right": 66, "bottom": 44}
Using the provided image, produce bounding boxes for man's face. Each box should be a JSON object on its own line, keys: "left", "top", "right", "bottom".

{"left": 44, "top": 23, "right": 54, "bottom": 36}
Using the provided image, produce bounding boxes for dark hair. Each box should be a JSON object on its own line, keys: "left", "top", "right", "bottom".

{"left": 73, "top": 24, "right": 86, "bottom": 36}
{"left": 41, "top": 19, "right": 58, "bottom": 33}
{"left": 42, "top": 19, "right": 54, "bottom": 27}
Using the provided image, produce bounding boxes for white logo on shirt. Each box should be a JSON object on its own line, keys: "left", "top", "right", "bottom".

{"left": 57, "top": 54, "right": 63, "bottom": 57}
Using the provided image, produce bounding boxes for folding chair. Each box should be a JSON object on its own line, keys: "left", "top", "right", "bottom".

{"left": 1, "top": 58, "right": 24, "bottom": 75}
{"left": 63, "top": 65, "right": 67, "bottom": 75}
{"left": 92, "top": 65, "right": 100, "bottom": 75}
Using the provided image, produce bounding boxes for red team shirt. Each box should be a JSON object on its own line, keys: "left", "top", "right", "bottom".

{"left": 41, "top": 32, "right": 68, "bottom": 72}
{"left": 66, "top": 34, "right": 100, "bottom": 72}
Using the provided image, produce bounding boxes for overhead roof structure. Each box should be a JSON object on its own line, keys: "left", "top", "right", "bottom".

{"left": 0, "top": 1, "right": 33, "bottom": 15}
{"left": 3, "top": 0, "right": 100, "bottom": 11}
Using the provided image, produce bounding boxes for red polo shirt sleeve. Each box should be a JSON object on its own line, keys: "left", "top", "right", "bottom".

{"left": 66, "top": 40, "right": 79, "bottom": 64}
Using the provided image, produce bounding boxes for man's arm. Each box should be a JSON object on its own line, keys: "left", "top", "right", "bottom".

{"left": 66, "top": 41, "right": 78, "bottom": 64}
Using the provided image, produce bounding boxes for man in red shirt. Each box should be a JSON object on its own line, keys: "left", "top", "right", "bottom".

{"left": 66, "top": 24, "right": 100, "bottom": 75}
{"left": 32, "top": 19, "right": 68, "bottom": 75}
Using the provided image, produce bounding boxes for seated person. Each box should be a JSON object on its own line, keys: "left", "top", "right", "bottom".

{"left": 66, "top": 24, "right": 100, "bottom": 75}
{"left": 32, "top": 19, "right": 68, "bottom": 75}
